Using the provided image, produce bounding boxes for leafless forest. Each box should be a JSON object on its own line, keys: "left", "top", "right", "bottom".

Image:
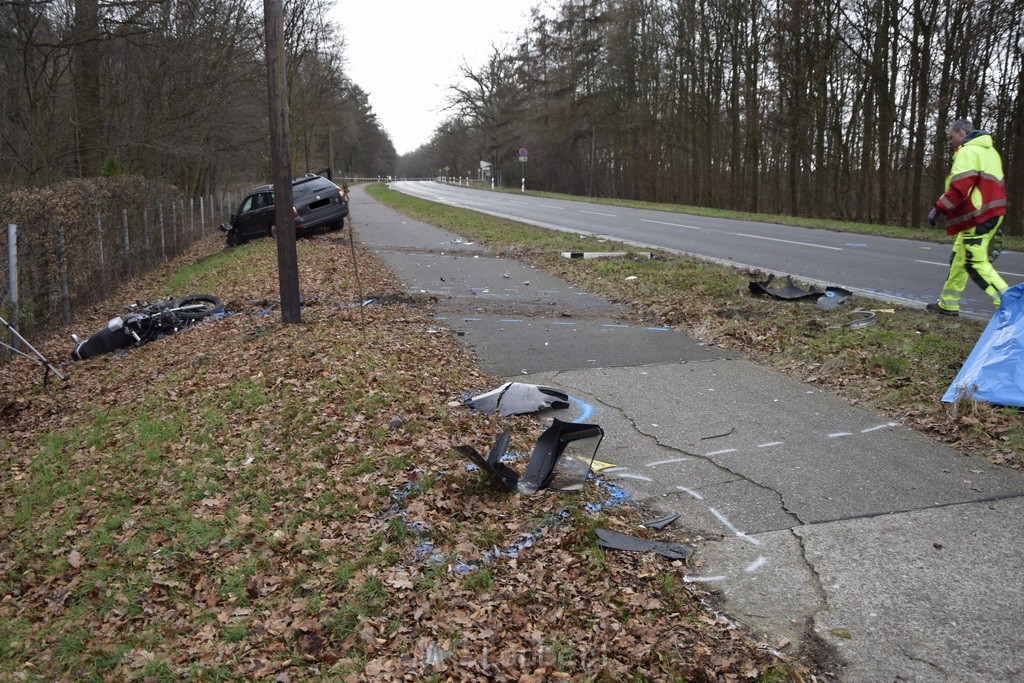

{"left": 0, "top": 0, "right": 397, "bottom": 195}
{"left": 404, "top": 0, "right": 1024, "bottom": 234}
{"left": 3, "top": 0, "right": 1024, "bottom": 233}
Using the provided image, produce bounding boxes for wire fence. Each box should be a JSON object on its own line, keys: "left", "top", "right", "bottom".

{"left": 1, "top": 177, "right": 240, "bottom": 353}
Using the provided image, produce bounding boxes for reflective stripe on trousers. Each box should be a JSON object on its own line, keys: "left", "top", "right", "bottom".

{"left": 938, "top": 220, "right": 1009, "bottom": 310}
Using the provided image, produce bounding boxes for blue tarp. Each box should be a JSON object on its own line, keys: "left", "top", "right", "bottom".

{"left": 942, "top": 283, "right": 1024, "bottom": 407}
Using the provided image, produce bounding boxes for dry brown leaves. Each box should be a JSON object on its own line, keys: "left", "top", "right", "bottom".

{"left": 0, "top": 233, "right": 814, "bottom": 681}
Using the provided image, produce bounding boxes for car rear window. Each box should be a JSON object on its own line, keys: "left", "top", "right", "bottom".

{"left": 293, "top": 179, "right": 335, "bottom": 197}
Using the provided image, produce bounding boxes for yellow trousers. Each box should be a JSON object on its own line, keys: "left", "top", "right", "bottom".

{"left": 938, "top": 218, "right": 1009, "bottom": 311}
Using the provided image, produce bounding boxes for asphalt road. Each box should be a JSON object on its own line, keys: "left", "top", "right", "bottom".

{"left": 391, "top": 180, "right": 1024, "bottom": 319}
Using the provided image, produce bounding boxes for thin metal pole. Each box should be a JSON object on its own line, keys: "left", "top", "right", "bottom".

{"left": 7, "top": 224, "right": 18, "bottom": 349}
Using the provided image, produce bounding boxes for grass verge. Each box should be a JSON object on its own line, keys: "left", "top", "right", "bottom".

{"left": 0, "top": 234, "right": 821, "bottom": 680}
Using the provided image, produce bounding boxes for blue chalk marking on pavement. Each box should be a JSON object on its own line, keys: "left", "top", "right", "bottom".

{"left": 434, "top": 316, "right": 448, "bottom": 321}
{"left": 568, "top": 396, "right": 595, "bottom": 423}
{"left": 645, "top": 326, "right": 670, "bottom": 331}
{"left": 462, "top": 317, "right": 482, "bottom": 322}
{"left": 846, "top": 243, "right": 867, "bottom": 247}
{"left": 602, "top": 323, "right": 629, "bottom": 328}
{"left": 500, "top": 319, "right": 524, "bottom": 323}
{"left": 552, "top": 321, "right": 577, "bottom": 325}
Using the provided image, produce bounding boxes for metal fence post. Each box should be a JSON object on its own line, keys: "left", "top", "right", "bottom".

{"left": 122, "top": 208, "right": 131, "bottom": 277}
{"left": 6, "top": 223, "right": 18, "bottom": 349}
{"left": 158, "top": 203, "right": 166, "bottom": 262}
{"left": 96, "top": 215, "right": 107, "bottom": 299}
{"left": 200, "top": 196, "right": 206, "bottom": 236}
{"left": 142, "top": 208, "right": 150, "bottom": 265}
{"left": 189, "top": 198, "right": 195, "bottom": 240}
{"left": 57, "top": 225, "right": 70, "bottom": 325}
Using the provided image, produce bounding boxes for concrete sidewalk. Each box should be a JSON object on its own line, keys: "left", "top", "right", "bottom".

{"left": 351, "top": 185, "right": 1024, "bottom": 682}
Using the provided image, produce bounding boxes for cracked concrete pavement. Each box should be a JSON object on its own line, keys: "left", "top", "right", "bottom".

{"left": 350, "top": 184, "right": 1024, "bottom": 682}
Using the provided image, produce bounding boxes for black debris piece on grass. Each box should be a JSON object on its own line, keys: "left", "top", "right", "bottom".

{"left": 595, "top": 528, "right": 692, "bottom": 560}
{"left": 749, "top": 274, "right": 852, "bottom": 309}
{"left": 466, "top": 382, "right": 570, "bottom": 416}
{"left": 456, "top": 418, "right": 604, "bottom": 495}
{"left": 641, "top": 514, "right": 681, "bottom": 531}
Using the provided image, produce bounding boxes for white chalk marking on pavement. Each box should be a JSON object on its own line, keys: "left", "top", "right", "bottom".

{"left": 684, "top": 575, "right": 727, "bottom": 584}
{"left": 861, "top": 422, "right": 900, "bottom": 433}
{"left": 676, "top": 486, "right": 704, "bottom": 500}
{"left": 646, "top": 457, "right": 689, "bottom": 467}
{"left": 745, "top": 556, "right": 768, "bottom": 573}
{"left": 758, "top": 441, "right": 784, "bottom": 448}
{"left": 704, "top": 448, "right": 737, "bottom": 457}
{"left": 709, "top": 507, "right": 764, "bottom": 546}
{"left": 827, "top": 432, "right": 853, "bottom": 438}
{"left": 610, "top": 472, "right": 654, "bottom": 482}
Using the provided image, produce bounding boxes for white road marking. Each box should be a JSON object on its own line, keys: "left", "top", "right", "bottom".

{"left": 646, "top": 457, "right": 690, "bottom": 467}
{"left": 745, "top": 556, "right": 768, "bottom": 573}
{"left": 676, "top": 486, "right": 704, "bottom": 500}
{"left": 579, "top": 210, "right": 618, "bottom": 217}
{"left": 861, "top": 422, "right": 900, "bottom": 433}
{"left": 641, "top": 218, "right": 704, "bottom": 230}
{"left": 709, "top": 507, "right": 764, "bottom": 546}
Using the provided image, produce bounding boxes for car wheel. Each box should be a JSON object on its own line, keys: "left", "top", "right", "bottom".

{"left": 226, "top": 230, "right": 243, "bottom": 248}
{"left": 269, "top": 223, "right": 277, "bottom": 239}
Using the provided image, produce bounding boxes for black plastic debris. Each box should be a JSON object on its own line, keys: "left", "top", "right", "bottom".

{"left": 454, "top": 430, "right": 520, "bottom": 492}
{"left": 595, "top": 528, "right": 692, "bottom": 560}
{"left": 520, "top": 419, "right": 604, "bottom": 494}
{"left": 456, "top": 418, "right": 604, "bottom": 495}
{"left": 467, "top": 382, "right": 570, "bottom": 416}
{"left": 641, "top": 514, "right": 680, "bottom": 531}
{"left": 749, "top": 274, "right": 852, "bottom": 309}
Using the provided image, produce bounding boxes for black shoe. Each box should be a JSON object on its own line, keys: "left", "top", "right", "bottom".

{"left": 925, "top": 302, "right": 958, "bottom": 316}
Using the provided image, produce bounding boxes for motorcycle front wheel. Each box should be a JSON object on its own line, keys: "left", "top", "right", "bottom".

{"left": 172, "top": 294, "right": 225, "bottom": 321}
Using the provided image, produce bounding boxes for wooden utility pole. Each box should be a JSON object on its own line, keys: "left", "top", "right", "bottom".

{"left": 264, "top": 0, "right": 301, "bottom": 323}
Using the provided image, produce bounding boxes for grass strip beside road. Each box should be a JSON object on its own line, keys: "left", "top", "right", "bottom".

{"left": 0, "top": 235, "right": 817, "bottom": 680}
{"left": 368, "top": 183, "right": 1023, "bottom": 469}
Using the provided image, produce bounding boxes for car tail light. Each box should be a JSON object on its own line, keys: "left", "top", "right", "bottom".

{"left": 292, "top": 206, "right": 299, "bottom": 217}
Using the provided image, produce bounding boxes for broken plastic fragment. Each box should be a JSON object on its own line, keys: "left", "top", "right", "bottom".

{"left": 595, "top": 528, "right": 692, "bottom": 560}
{"left": 826, "top": 308, "right": 877, "bottom": 330}
{"left": 467, "top": 382, "right": 570, "bottom": 416}
{"left": 749, "top": 274, "right": 852, "bottom": 308}
{"left": 453, "top": 430, "right": 520, "bottom": 492}
{"left": 520, "top": 419, "right": 604, "bottom": 494}
{"left": 455, "top": 419, "right": 604, "bottom": 495}
{"left": 641, "top": 514, "right": 681, "bottom": 530}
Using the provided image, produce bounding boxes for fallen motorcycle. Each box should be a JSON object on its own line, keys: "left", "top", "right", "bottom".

{"left": 71, "top": 294, "right": 224, "bottom": 361}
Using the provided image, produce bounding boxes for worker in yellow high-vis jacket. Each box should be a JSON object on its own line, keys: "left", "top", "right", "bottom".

{"left": 926, "top": 119, "right": 1009, "bottom": 316}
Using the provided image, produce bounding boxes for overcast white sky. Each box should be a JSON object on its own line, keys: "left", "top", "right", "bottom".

{"left": 331, "top": 1, "right": 541, "bottom": 156}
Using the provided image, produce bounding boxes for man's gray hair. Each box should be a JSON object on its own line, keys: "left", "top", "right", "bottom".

{"left": 949, "top": 119, "right": 975, "bottom": 134}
